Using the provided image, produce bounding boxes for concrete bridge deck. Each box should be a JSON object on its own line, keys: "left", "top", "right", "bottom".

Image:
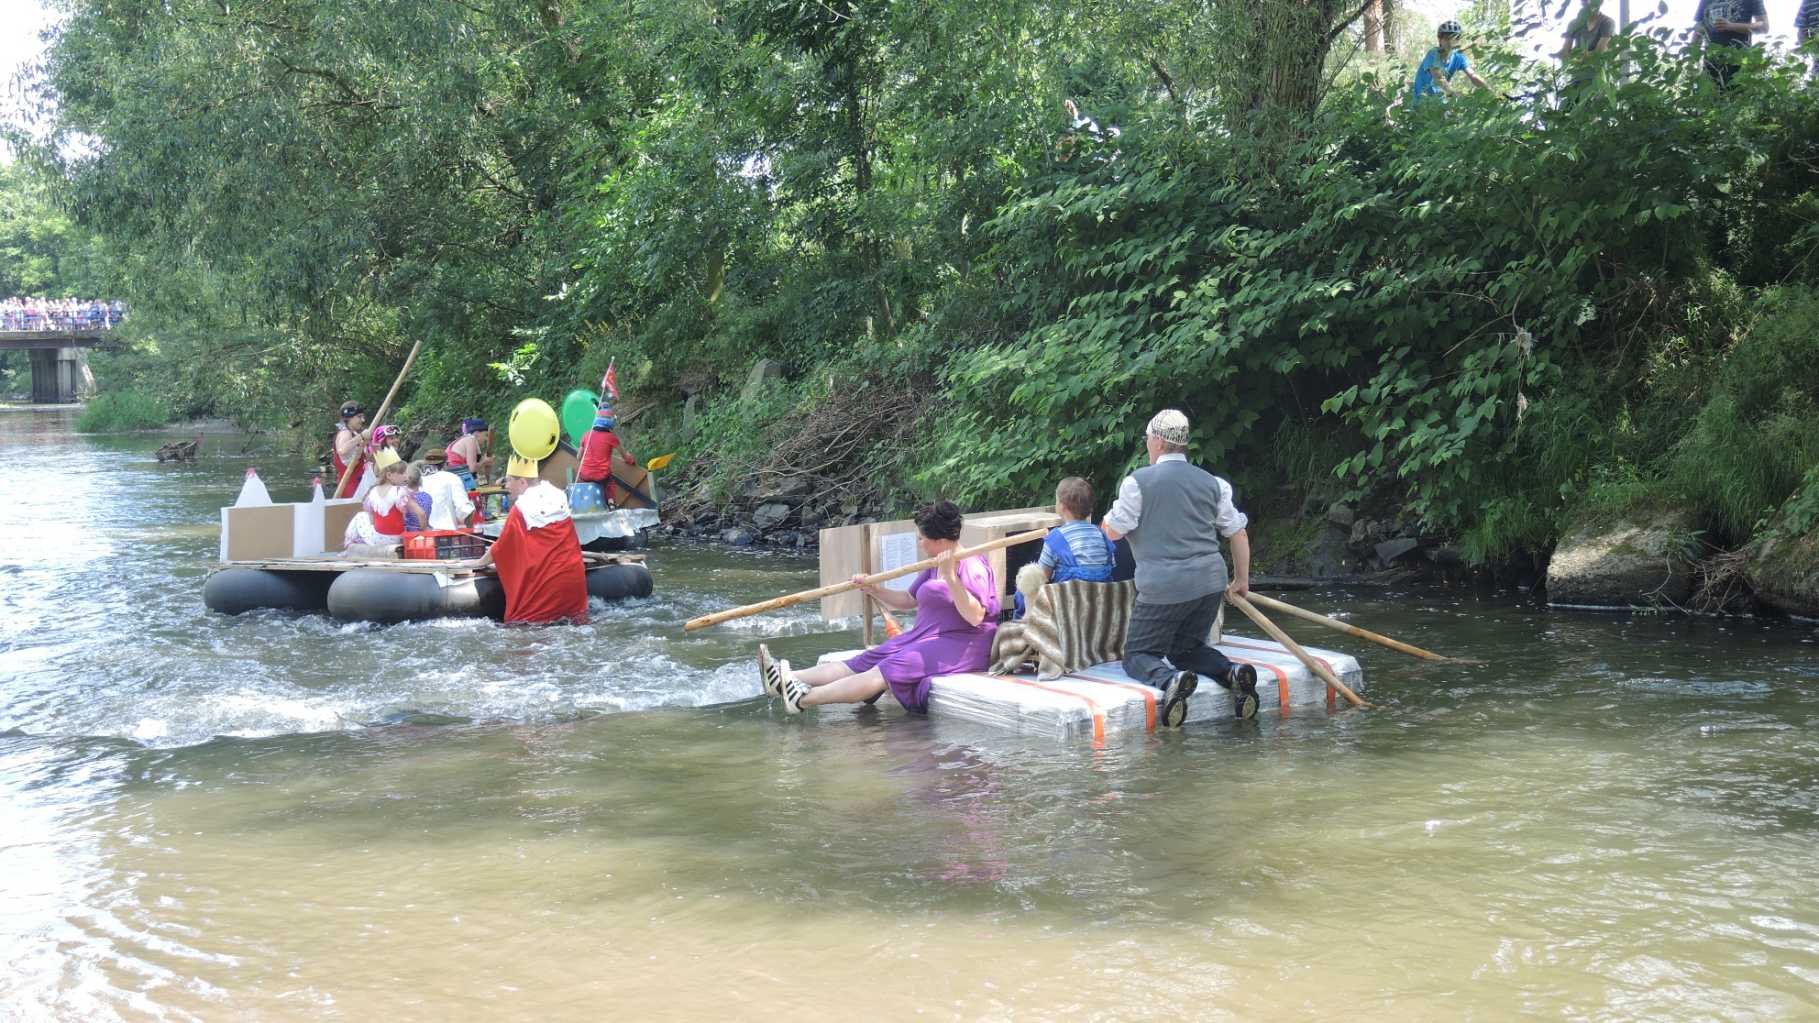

{"left": 0, "top": 329, "right": 127, "bottom": 351}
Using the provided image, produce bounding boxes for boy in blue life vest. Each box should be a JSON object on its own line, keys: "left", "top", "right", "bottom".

{"left": 1015, "top": 476, "right": 1118, "bottom": 618}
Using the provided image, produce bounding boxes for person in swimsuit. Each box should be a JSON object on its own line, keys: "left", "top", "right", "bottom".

{"left": 445, "top": 418, "right": 493, "bottom": 489}
{"left": 757, "top": 500, "right": 998, "bottom": 714}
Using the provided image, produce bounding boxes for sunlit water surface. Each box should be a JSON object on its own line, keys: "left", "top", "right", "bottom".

{"left": 3, "top": 408, "right": 1819, "bottom": 1021}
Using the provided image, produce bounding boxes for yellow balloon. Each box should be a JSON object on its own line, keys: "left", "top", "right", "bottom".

{"left": 508, "top": 398, "right": 560, "bottom": 461}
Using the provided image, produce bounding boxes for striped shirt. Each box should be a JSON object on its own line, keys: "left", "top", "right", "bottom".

{"left": 1039, "top": 520, "right": 1116, "bottom": 572}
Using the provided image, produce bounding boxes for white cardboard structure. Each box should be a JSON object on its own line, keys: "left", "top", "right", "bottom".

{"left": 219, "top": 498, "right": 363, "bottom": 561}
{"left": 821, "top": 634, "right": 1363, "bottom": 745}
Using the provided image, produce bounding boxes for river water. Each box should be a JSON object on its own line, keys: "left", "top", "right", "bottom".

{"left": 3, "top": 408, "right": 1818, "bottom": 1021}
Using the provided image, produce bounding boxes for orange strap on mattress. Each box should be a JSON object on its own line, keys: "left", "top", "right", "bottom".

{"left": 991, "top": 674, "right": 1107, "bottom": 747}
{"left": 1224, "top": 638, "right": 1338, "bottom": 709}
{"left": 1066, "top": 673, "right": 1156, "bottom": 732}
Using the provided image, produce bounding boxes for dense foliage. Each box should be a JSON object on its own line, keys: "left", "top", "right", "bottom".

{"left": 15, "top": 1, "right": 1819, "bottom": 568}
{"left": 74, "top": 389, "right": 168, "bottom": 432}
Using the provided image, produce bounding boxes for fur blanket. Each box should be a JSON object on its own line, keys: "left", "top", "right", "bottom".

{"left": 991, "top": 565, "right": 1223, "bottom": 680}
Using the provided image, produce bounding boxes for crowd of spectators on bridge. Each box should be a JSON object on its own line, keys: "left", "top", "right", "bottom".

{"left": 1, "top": 298, "right": 126, "bottom": 332}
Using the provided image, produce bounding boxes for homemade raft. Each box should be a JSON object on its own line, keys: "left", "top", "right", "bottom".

{"left": 209, "top": 458, "right": 661, "bottom": 622}
{"left": 819, "top": 636, "right": 1363, "bottom": 745}
{"left": 204, "top": 554, "right": 653, "bottom": 622}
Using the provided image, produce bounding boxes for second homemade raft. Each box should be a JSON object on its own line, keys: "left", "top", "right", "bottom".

{"left": 203, "top": 557, "right": 653, "bottom": 622}
{"left": 820, "top": 634, "right": 1363, "bottom": 744}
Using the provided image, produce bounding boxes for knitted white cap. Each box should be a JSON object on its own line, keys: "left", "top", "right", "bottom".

{"left": 1146, "top": 409, "right": 1190, "bottom": 445}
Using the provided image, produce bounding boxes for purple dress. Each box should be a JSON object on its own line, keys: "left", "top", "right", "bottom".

{"left": 844, "top": 557, "right": 999, "bottom": 711}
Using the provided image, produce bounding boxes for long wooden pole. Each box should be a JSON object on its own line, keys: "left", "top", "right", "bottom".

{"left": 1245, "top": 592, "right": 1476, "bottom": 664}
{"left": 684, "top": 527, "right": 1050, "bottom": 632}
{"left": 333, "top": 337, "right": 425, "bottom": 499}
{"left": 1228, "top": 593, "right": 1369, "bottom": 709}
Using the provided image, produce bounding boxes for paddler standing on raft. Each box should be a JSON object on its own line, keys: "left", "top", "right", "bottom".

{"left": 331, "top": 401, "right": 371, "bottom": 499}
{"left": 476, "top": 398, "right": 588, "bottom": 625}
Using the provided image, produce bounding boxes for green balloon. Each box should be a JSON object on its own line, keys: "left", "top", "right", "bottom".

{"left": 561, "top": 389, "right": 599, "bottom": 446}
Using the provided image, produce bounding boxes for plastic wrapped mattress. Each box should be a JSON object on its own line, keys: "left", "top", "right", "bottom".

{"left": 820, "top": 633, "right": 1363, "bottom": 745}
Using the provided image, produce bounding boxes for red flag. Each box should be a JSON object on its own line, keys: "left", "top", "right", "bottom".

{"left": 602, "top": 359, "right": 619, "bottom": 400}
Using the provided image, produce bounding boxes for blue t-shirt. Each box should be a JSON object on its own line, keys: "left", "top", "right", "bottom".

{"left": 1410, "top": 48, "right": 1469, "bottom": 105}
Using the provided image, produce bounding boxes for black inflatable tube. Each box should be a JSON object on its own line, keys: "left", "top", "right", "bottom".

{"left": 327, "top": 568, "right": 489, "bottom": 623}
{"left": 204, "top": 568, "right": 335, "bottom": 615}
{"left": 211, "top": 562, "right": 653, "bottom": 621}
{"left": 587, "top": 563, "right": 654, "bottom": 601}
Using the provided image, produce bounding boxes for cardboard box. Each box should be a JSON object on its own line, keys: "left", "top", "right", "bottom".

{"left": 609, "top": 462, "right": 657, "bottom": 509}
{"left": 322, "top": 499, "right": 362, "bottom": 551}
{"left": 539, "top": 442, "right": 579, "bottom": 490}
{"left": 219, "top": 497, "right": 365, "bottom": 561}
{"left": 958, "top": 508, "right": 1060, "bottom": 608}
{"left": 818, "top": 507, "right": 1060, "bottom": 621}
{"left": 817, "top": 522, "right": 870, "bottom": 621}
{"left": 220, "top": 504, "right": 298, "bottom": 562}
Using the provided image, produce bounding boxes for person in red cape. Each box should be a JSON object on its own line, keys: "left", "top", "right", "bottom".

{"left": 478, "top": 454, "right": 589, "bottom": 625}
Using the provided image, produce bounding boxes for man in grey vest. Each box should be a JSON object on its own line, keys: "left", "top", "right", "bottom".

{"left": 1101, "top": 409, "right": 1260, "bottom": 726}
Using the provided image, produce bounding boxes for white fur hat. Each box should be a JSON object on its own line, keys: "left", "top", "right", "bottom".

{"left": 1146, "top": 409, "right": 1190, "bottom": 445}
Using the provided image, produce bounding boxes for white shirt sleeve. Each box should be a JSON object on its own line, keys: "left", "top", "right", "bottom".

{"left": 1213, "top": 477, "right": 1249, "bottom": 538}
{"left": 1103, "top": 474, "right": 1143, "bottom": 535}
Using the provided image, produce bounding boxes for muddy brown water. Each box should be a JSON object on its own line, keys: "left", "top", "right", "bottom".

{"left": 4, "top": 408, "right": 1819, "bottom": 1020}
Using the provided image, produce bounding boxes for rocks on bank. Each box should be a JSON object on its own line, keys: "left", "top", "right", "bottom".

{"left": 1544, "top": 508, "right": 1697, "bottom": 608}
{"left": 662, "top": 475, "right": 889, "bottom": 551}
{"left": 1743, "top": 489, "right": 1819, "bottom": 619}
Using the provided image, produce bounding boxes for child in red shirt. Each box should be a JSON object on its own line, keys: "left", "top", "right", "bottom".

{"left": 577, "top": 402, "right": 638, "bottom": 505}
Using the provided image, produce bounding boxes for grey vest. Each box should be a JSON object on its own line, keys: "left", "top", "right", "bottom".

{"left": 1124, "top": 459, "right": 1231, "bottom": 604}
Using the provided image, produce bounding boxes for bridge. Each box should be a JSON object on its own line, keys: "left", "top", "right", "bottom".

{"left": 0, "top": 329, "right": 125, "bottom": 404}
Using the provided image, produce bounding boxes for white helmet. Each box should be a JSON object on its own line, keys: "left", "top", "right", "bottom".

{"left": 1438, "top": 19, "right": 1462, "bottom": 36}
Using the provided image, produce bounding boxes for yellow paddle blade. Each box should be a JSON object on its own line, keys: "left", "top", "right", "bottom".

{"left": 645, "top": 452, "right": 676, "bottom": 471}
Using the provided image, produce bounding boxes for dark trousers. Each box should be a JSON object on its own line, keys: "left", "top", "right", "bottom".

{"left": 1122, "top": 591, "right": 1234, "bottom": 689}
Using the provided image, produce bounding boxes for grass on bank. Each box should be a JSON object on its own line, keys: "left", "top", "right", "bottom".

{"left": 76, "top": 390, "right": 170, "bottom": 432}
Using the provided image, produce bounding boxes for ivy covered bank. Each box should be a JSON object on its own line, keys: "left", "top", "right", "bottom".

{"left": 14, "top": 0, "right": 1819, "bottom": 613}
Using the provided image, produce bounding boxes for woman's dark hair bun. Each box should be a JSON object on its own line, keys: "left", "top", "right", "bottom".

{"left": 913, "top": 500, "right": 964, "bottom": 542}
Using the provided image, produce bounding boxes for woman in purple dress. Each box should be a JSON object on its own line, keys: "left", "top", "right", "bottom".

{"left": 759, "top": 501, "right": 998, "bottom": 714}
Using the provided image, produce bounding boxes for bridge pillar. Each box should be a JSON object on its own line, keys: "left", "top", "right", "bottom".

{"left": 28, "top": 346, "right": 83, "bottom": 404}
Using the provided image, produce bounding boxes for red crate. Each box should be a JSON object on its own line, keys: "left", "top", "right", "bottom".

{"left": 402, "top": 529, "right": 487, "bottom": 561}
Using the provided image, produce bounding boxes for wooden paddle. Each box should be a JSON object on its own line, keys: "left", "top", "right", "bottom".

{"left": 684, "top": 527, "right": 1050, "bottom": 632}
{"left": 332, "top": 337, "right": 424, "bottom": 499}
{"left": 1246, "top": 592, "right": 1481, "bottom": 665}
{"left": 1228, "top": 592, "right": 1369, "bottom": 709}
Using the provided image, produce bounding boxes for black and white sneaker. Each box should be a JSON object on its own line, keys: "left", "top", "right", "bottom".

{"left": 1225, "top": 664, "right": 1260, "bottom": 720}
{"left": 780, "top": 677, "right": 811, "bottom": 715}
{"left": 1159, "top": 670, "right": 1199, "bottom": 728}
{"left": 758, "top": 643, "right": 788, "bottom": 698}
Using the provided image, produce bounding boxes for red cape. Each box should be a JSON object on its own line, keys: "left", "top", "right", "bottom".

{"left": 492, "top": 504, "right": 589, "bottom": 624}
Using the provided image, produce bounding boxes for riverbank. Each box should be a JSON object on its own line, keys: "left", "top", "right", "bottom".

{"left": 661, "top": 470, "right": 1819, "bottom": 623}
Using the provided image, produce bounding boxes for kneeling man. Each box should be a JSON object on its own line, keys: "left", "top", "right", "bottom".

{"left": 479, "top": 455, "right": 588, "bottom": 624}
{"left": 1102, "top": 409, "right": 1260, "bottom": 726}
